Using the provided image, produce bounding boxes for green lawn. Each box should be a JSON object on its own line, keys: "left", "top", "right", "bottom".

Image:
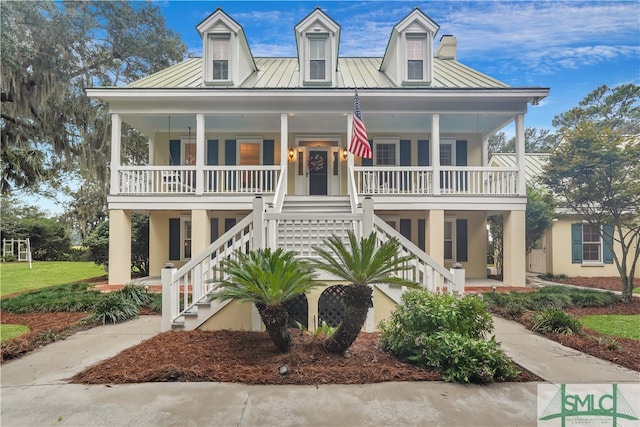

{"left": 0, "top": 324, "right": 30, "bottom": 342}
{"left": 0, "top": 261, "right": 106, "bottom": 297}
{"left": 579, "top": 314, "right": 640, "bottom": 341}
{"left": 634, "top": 287, "right": 640, "bottom": 294}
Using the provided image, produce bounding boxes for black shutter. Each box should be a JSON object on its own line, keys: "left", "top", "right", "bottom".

{"left": 169, "top": 218, "right": 180, "bottom": 260}
{"left": 169, "top": 140, "right": 181, "bottom": 165}
{"left": 400, "top": 140, "right": 411, "bottom": 192}
{"left": 418, "top": 140, "right": 429, "bottom": 166}
{"left": 400, "top": 219, "right": 411, "bottom": 241}
{"left": 207, "top": 140, "right": 219, "bottom": 165}
{"left": 418, "top": 219, "right": 426, "bottom": 251}
{"left": 210, "top": 218, "right": 219, "bottom": 244}
{"left": 263, "top": 140, "right": 275, "bottom": 165}
{"left": 456, "top": 219, "right": 468, "bottom": 262}
{"left": 225, "top": 140, "right": 236, "bottom": 165}
{"left": 455, "top": 140, "right": 467, "bottom": 166}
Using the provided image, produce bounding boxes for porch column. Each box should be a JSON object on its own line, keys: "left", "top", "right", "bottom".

{"left": 280, "top": 113, "right": 288, "bottom": 167}
{"left": 108, "top": 209, "right": 131, "bottom": 285}
{"left": 195, "top": 113, "right": 205, "bottom": 195}
{"left": 427, "top": 209, "right": 445, "bottom": 265}
{"left": 515, "top": 114, "right": 526, "bottom": 196}
{"left": 482, "top": 135, "right": 489, "bottom": 166}
{"left": 503, "top": 210, "right": 526, "bottom": 286}
{"left": 148, "top": 136, "right": 155, "bottom": 166}
{"left": 431, "top": 114, "right": 440, "bottom": 194}
{"left": 191, "top": 209, "right": 209, "bottom": 257}
{"left": 109, "top": 113, "right": 121, "bottom": 194}
{"left": 347, "top": 113, "right": 354, "bottom": 168}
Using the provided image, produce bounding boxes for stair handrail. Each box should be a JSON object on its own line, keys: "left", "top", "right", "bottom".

{"left": 271, "top": 163, "right": 287, "bottom": 212}
{"left": 373, "top": 216, "right": 456, "bottom": 292}
{"left": 347, "top": 163, "right": 360, "bottom": 213}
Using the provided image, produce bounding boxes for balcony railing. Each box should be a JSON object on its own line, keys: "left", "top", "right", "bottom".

{"left": 116, "top": 166, "right": 280, "bottom": 195}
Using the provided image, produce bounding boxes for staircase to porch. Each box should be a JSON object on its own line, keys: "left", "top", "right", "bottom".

{"left": 162, "top": 196, "right": 462, "bottom": 332}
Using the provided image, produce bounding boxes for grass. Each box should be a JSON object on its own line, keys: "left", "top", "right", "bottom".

{"left": 0, "top": 261, "right": 105, "bottom": 297}
{"left": 634, "top": 287, "right": 640, "bottom": 294}
{"left": 579, "top": 315, "right": 640, "bottom": 341}
{"left": 1, "top": 324, "right": 30, "bottom": 342}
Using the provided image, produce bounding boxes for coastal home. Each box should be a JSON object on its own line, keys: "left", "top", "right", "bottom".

{"left": 489, "top": 153, "right": 636, "bottom": 279}
{"left": 87, "top": 7, "right": 549, "bottom": 332}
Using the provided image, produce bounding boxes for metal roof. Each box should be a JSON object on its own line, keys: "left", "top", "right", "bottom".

{"left": 489, "top": 153, "right": 551, "bottom": 182}
{"left": 127, "top": 57, "right": 509, "bottom": 89}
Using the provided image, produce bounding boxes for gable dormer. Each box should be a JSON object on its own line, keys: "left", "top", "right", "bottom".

{"left": 380, "top": 8, "right": 439, "bottom": 87}
{"left": 294, "top": 8, "right": 341, "bottom": 87}
{"left": 196, "top": 8, "right": 256, "bottom": 86}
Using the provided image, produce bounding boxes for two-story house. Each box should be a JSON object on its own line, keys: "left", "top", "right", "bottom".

{"left": 88, "top": 7, "right": 549, "bottom": 332}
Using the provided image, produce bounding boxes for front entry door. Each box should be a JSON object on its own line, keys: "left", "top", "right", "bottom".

{"left": 308, "top": 150, "right": 328, "bottom": 195}
{"left": 529, "top": 233, "right": 547, "bottom": 273}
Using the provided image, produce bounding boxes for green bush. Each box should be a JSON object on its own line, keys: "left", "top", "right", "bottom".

{"left": 1, "top": 283, "right": 102, "bottom": 313}
{"left": 380, "top": 290, "right": 516, "bottom": 384}
{"left": 119, "top": 285, "right": 153, "bottom": 307}
{"left": 525, "top": 292, "right": 573, "bottom": 310}
{"left": 148, "top": 293, "right": 162, "bottom": 313}
{"left": 530, "top": 309, "right": 582, "bottom": 335}
{"left": 91, "top": 291, "right": 139, "bottom": 325}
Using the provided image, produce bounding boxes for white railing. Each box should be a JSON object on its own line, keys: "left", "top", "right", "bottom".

{"left": 271, "top": 164, "right": 287, "bottom": 212}
{"left": 347, "top": 163, "right": 360, "bottom": 212}
{"left": 373, "top": 216, "right": 456, "bottom": 293}
{"left": 203, "top": 165, "right": 280, "bottom": 194}
{"left": 353, "top": 166, "right": 519, "bottom": 196}
{"left": 440, "top": 167, "right": 519, "bottom": 195}
{"left": 118, "top": 166, "right": 196, "bottom": 194}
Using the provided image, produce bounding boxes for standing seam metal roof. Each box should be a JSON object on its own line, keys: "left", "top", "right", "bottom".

{"left": 127, "top": 57, "right": 510, "bottom": 89}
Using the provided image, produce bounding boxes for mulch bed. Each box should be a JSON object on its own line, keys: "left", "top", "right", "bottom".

{"left": 543, "top": 276, "right": 639, "bottom": 293}
{"left": 68, "top": 328, "right": 539, "bottom": 385}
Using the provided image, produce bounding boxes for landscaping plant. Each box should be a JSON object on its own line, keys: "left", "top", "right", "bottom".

{"left": 310, "top": 231, "right": 417, "bottom": 355}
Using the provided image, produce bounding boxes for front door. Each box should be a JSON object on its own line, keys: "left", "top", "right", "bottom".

{"left": 529, "top": 233, "right": 547, "bottom": 273}
{"left": 308, "top": 149, "right": 328, "bottom": 195}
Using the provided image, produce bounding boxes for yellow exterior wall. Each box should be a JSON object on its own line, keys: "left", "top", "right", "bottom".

{"left": 373, "top": 287, "right": 398, "bottom": 328}
{"left": 198, "top": 300, "right": 255, "bottom": 331}
{"left": 444, "top": 211, "right": 488, "bottom": 277}
{"left": 108, "top": 209, "right": 131, "bottom": 285}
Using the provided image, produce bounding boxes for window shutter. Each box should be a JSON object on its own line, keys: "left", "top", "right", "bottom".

{"left": 263, "top": 140, "right": 275, "bottom": 165}
{"left": 400, "top": 219, "right": 411, "bottom": 241}
{"left": 224, "top": 218, "right": 236, "bottom": 247}
{"left": 225, "top": 140, "right": 236, "bottom": 165}
{"left": 603, "top": 224, "right": 614, "bottom": 264}
{"left": 207, "top": 140, "right": 219, "bottom": 165}
{"left": 455, "top": 140, "right": 467, "bottom": 166}
{"left": 418, "top": 219, "right": 426, "bottom": 251}
{"left": 210, "top": 218, "right": 219, "bottom": 244}
{"left": 418, "top": 140, "right": 429, "bottom": 166}
{"left": 571, "top": 223, "right": 583, "bottom": 263}
{"left": 169, "top": 140, "right": 181, "bottom": 165}
{"left": 400, "top": 140, "right": 411, "bottom": 166}
{"left": 362, "top": 140, "right": 373, "bottom": 166}
{"left": 456, "top": 219, "right": 468, "bottom": 262}
{"left": 169, "top": 218, "right": 180, "bottom": 260}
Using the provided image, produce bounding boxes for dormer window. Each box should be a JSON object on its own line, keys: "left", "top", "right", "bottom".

{"left": 309, "top": 35, "right": 328, "bottom": 80}
{"left": 406, "top": 35, "right": 426, "bottom": 80}
{"left": 208, "top": 34, "right": 230, "bottom": 81}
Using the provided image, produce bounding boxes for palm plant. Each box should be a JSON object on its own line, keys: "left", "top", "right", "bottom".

{"left": 311, "top": 231, "right": 418, "bottom": 355}
{"left": 212, "top": 247, "right": 319, "bottom": 353}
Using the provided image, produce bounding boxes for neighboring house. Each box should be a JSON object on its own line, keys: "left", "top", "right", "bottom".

{"left": 489, "top": 153, "right": 631, "bottom": 278}
{"left": 88, "top": 8, "right": 549, "bottom": 332}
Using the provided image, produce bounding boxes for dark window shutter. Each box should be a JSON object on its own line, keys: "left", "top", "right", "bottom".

{"left": 400, "top": 140, "right": 411, "bottom": 166}
{"left": 224, "top": 218, "right": 236, "bottom": 247}
{"left": 571, "top": 223, "right": 583, "bottom": 263}
{"left": 210, "top": 218, "right": 219, "bottom": 244}
{"left": 456, "top": 219, "right": 468, "bottom": 262}
{"left": 455, "top": 140, "right": 467, "bottom": 166}
{"left": 418, "top": 219, "right": 426, "bottom": 251}
{"left": 207, "top": 140, "right": 219, "bottom": 165}
{"left": 418, "top": 140, "right": 429, "bottom": 166}
{"left": 169, "top": 218, "right": 180, "bottom": 260}
{"left": 400, "top": 219, "right": 411, "bottom": 241}
{"left": 362, "top": 140, "right": 373, "bottom": 166}
{"left": 603, "top": 224, "right": 614, "bottom": 264}
{"left": 225, "top": 140, "right": 236, "bottom": 165}
{"left": 263, "top": 140, "right": 275, "bottom": 165}
{"left": 169, "top": 140, "right": 181, "bottom": 165}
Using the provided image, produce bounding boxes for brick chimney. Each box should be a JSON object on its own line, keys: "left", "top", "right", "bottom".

{"left": 436, "top": 35, "right": 457, "bottom": 60}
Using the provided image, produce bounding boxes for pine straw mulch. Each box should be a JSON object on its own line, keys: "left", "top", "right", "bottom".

{"left": 542, "top": 276, "right": 640, "bottom": 293}
{"left": 68, "top": 328, "right": 540, "bottom": 385}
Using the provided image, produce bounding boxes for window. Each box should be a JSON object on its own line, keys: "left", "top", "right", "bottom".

{"left": 182, "top": 218, "right": 192, "bottom": 259}
{"left": 309, "top": 36, "right": 327, "bottom": 80}
{"left": 571, "top": 223, "right": 614, "bottom": 264}
{"left": 444, "top": 220, "right": 454, "bottom": 261}
{"left": 375, "top": 143, "right": 397, "bottom": 166}
{"left": 208, "top": 35, "right": 230, "bottom": 81}
{"left": 169, "top": 217, "right": 192, "bottom": 260}
{"left": 406, "top": 35, "right": 425, "bottom": 80}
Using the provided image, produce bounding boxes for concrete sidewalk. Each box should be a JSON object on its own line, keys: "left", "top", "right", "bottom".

{"left": 1, "top": 315, "right": 638, "bottom": 427}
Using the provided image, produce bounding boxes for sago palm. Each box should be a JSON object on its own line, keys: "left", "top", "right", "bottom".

{"left": 311, "top": 231, "right": 418, "bottom": 354}
{"left": 212, "top": 247, "right": 319, "bottom": 353}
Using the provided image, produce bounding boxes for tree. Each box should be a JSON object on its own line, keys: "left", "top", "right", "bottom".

{"left": 1, "top": 1, "right": 185, "bottom": 235}
{"left": 488, "top": 128, "right": 560, "bottom": 156}
{"left": 542, "top": 84, "right": 640, "bottom": 301}
{"left": 310, "top": 231, "right": 418, "bottom": 355}
{"left": 212, "top": 248, "right": 320, "bottom": 353}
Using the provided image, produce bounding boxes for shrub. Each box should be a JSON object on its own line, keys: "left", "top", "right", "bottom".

{"left": 1, "top": 283, "right": 102, "bottom": 313}
{"left": 570, "top": 290, "right": 620, "bottom": 307}
{"left": 530, "top": 309, "right": 582, "bottom": 335}
{"left": 119, "top": 285, "right": 153, "bottom": 307}
{"left": 91, "top": 292, "right": 140, "bottom": 325}
{"left": 525, "top": 292, "right": 572, "bottom": 311}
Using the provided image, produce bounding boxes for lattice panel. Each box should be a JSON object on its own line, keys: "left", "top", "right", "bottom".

{"left": 284, "top": 293, "right": 308, "bottom": 329}
{"left": 318, "top": 285, "right": 346, "bottom": 328}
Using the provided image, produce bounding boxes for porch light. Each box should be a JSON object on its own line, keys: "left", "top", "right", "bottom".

{"left": 288, "top": 147, "right": 295, "bottom": 161}
{"left": 342, "top": 148, "right": 348, "bottom": 160}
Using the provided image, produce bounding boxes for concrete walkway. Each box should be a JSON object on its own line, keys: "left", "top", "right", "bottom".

{"left": 1, "top": 315, "right": 638, "bottom": 427}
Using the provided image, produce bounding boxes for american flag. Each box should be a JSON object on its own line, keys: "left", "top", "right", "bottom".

{"left": 349, "top": 90, "right": 372, "bottom": 159}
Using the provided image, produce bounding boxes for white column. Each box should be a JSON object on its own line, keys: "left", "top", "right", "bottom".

{"left": 195, "top": 113, "right": 205, "bottom": 195}
{"left": 431, "top": 114, "right": 440, "bottom": 195}
{"left": 515, "top": 114, "right": 526, "bottom": 196}
{"left": 347, "top": 113, "right": 355, "bottom": 168}
{"left": 148, "top": 136, "right": 155, "bottom": 166}
{"left": 482, "top": 135, "right": 489, "bottom": 166}
{"left": 280, "top": 113, "right": 288, "bottom": 166}
{"left": 110, "top": 113, "right": 121, "bottom": 194}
